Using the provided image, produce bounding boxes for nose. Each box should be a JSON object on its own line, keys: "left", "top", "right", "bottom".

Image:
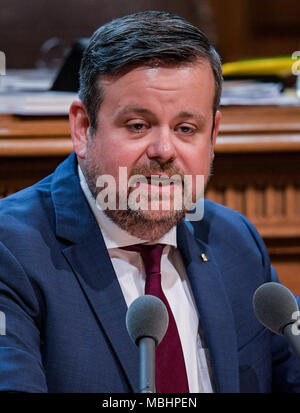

{"left": 146, "top": 127, "right": 177, "bottom": 164}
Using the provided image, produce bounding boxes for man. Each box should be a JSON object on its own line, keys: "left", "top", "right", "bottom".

{"left": 0, "top": 11, "right": 300, "bottom": 393}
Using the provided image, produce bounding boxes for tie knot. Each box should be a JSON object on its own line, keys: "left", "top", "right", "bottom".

{"left": 121, "top": 244, "right": 165, "bottom": 276}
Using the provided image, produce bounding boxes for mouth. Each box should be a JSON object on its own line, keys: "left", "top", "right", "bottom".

{"left": 145, "top": 175, "right": 178, "bottom": 186}
{"left": 125, "top": 173, "right": 185, "bottom": 211}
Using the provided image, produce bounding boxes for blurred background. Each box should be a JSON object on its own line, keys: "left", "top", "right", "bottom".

{"left": 1, "top": 0, "right": 300, "bottom": 69}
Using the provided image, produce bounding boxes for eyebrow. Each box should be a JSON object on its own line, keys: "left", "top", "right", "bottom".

{"left": 114, "top": 105, "right": 206, "bottom": 124}
{"left": 177, "top": 111, "right": 206, "bottom": 125}
{"left": 114, "top": 106, "right": 155, "bottom": 120}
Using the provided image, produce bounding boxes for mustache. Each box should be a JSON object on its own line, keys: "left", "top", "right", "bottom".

{"left": 129, "top": 161, "right": 185, "bottom": 182}
{"left": 128, "top": 161, "right": 184, "bottom": 186}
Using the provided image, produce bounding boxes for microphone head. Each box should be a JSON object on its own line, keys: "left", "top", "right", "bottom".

{"left": 126, "top": 295, "right": 169, "bottom": 345}
{"left": 253, "top": 282, "right": 298, "bottom": 335}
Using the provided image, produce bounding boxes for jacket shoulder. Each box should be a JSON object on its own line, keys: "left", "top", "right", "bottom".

{"left": 0, "top": 174, "right": 55, "bottom": 246}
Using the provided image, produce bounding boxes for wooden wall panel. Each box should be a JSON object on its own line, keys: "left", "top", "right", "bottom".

{"left": 0, "top": 157, "right": 66, "bottom": 199}
{"left": 209, "top": 0, "right": 300, "bottom": 62}
{"left": 0, "top": 0, "right": 215, "bottom": 69}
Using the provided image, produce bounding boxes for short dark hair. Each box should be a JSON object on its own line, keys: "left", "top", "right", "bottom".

{"left": 79, "top": 10, "right": 222, "bottom": 133}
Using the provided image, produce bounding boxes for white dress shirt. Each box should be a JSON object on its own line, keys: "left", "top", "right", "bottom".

{"left": 78, "top": 165, "right": 214, "bottom": 393}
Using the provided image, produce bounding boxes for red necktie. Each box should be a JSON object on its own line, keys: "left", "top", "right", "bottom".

{"left": 122, "top": 244, "right": 189, "bottom": 393}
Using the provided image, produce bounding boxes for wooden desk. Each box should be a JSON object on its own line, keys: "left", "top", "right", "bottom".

{"left": 0, "top": 106, "right": 300, "bottom": 292}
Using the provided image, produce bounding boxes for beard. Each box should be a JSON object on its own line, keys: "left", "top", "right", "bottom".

{"left": 83, "top": 155, "right": 212, "bottom": 242}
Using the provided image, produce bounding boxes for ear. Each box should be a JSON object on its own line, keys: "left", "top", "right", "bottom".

{"left": 69, "top": 100, "right": 91, "bottom": 159}
{"left": 211, "top": 110, "right": 221, "bottom": 160}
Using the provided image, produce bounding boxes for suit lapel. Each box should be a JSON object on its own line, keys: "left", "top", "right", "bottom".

{"left": 177, "top": 220, "right": 239, "bottom": 393}
{"left": 62, "top": 238, "right": 139, "bottom": 392}
{"left": 51, "top": 154, "right": 139, "bottom": 392}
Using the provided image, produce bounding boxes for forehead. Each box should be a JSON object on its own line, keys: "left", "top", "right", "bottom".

{"left": 101, "top": 59, "right": 214, "bottom": 87}
{"left": 99, "top": 60, "right": 215, "bottom": 112}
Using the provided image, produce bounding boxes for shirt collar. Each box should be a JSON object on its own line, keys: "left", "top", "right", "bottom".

{"left": 78, "top": 165, "right": 177, "bottom": 249}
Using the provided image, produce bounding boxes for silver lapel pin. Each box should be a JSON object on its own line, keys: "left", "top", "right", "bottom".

{"left": 201, "top": 253, "right": 208, "bottom": 262}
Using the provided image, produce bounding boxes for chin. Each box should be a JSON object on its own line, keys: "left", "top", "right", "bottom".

{"left": 105, "top": 208, "right": 185, "bottom": 241}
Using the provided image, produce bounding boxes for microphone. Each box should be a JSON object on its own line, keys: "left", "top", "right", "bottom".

{"left": 253, "top": 282, "right": 300, "bottom": 359}
{"left": 126, "top": 295, "right": 169, "bottom": 393}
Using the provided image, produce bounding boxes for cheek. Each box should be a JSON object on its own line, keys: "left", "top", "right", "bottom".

{"left": 109, "top": 142, "right": 148, "bottom": 173}
{"left": 92, "top": 142, "right": 138, "bottom": 178}
{"left": 181, "top": 144, "right": 213, "bottom": 176}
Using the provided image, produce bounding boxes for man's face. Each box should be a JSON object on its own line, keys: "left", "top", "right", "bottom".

{"left": 72, "top": 60, "right": 220, "bottom": 241}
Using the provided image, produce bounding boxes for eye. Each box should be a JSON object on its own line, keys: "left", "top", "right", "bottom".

{"left": 126, "top": 120, "right": 148, "bottom": 133}
{"left": 175, "top": 123, "right": 197, "bottom": 135}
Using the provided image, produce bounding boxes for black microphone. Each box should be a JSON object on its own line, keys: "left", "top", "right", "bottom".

{"left": 253, "top": 282, "right": 300, "bottom": 359}
{"left": 126, "top": 295, "right": 169, "bottom": 393}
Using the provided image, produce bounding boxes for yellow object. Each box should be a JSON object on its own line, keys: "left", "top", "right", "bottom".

{"left": 222, "top": 56, "right": 295, "bottom": 78}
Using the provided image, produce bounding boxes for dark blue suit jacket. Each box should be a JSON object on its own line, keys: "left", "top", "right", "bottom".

{"left": 0, "top": 153, "right": 300, "bottom": 393}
